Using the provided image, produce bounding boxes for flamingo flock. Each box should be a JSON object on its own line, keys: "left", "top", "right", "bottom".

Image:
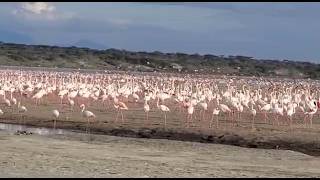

{"left": 0, "top": 69, "right": 318, "bottom": 134}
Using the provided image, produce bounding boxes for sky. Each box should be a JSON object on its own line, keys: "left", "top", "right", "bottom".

{"left": 0, "top": 2, "right": 320, "bottom": 63}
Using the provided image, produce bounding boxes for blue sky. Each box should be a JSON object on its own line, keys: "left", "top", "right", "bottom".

{"left": 1, "top": 2, "right": 320, "bottom": 62}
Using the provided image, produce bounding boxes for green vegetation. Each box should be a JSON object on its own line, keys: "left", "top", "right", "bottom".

{"left": 0, "top": 41, "right": 319, "bottom": 79}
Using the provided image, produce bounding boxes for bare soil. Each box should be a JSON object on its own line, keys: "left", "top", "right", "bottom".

{"left": 0, "top": 130, "right": 320, "bottom": 178}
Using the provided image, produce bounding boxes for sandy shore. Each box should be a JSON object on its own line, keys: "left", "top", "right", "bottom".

{"left": 0, "top": 130, "right": 319, "bottom": 178}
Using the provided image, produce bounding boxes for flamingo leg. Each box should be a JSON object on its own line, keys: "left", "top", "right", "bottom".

{"left": 19, "top": 113, "right": 23, "bottom": 131}
{"left": 209, "top": 114, "right": 214, "bottom": 128}
{"left": 191, "top": 114, "right": 195, "bottom": 127}
{"left": 232, "top": 111, "right": 236, "bottom": 127}
{"left": 164, "top": 113, "right": 167, "bottom": 129}
{"left": 86, "top": 118, "right": 91, "bottom": 136}
{"left": 187, "top": 114, "right": 193, "bottom": 128}
{"left": 186, "top": 114, "right": 189, "bottom": 128}
{"left": 216, "top": 114, "right": 219, "bottom": 128}
{"left": 121, "top": 110, "right": 124, "bottom": 124}
{"left": 53, "top": 118, "right": 56, "bottom": 130}
{"left": 271, "top": 113, "right": 274, "bottom": 126}
{"left": 115, "top": 109, "right": 119, "bottom": 123}
{"left": 252, "top": 115, "right": 255, "bottom": 129}
{"left": 146, "top": 112, "right": 149, "bottom": 126}
{"left": 303, "top": 115, "right": 307, "bottom": 128}
{"left": 20, "top": 113, "right": 22, "bottom": 126}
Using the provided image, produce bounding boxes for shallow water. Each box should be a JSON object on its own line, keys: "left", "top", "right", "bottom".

{"left": 0, "top": 122, "right": 81, "bottom": 136}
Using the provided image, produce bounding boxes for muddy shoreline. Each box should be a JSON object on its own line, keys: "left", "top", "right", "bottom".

{"left": 1, "top": 116, "right": 320, "bottom": 157}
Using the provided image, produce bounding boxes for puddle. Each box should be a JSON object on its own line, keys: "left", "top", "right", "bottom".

{"left": 0, "top": 123, "right": 82, "bottom": 136}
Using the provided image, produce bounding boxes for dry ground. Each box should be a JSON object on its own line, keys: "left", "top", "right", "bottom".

{"left": 0, "top": 130, "right": 320, "bottom": 178}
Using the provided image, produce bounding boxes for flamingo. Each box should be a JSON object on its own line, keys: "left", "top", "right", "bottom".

{"left": 198, "top": 101, "right": 208, "bottom": 121}
{"left": 4, "top": 98, "right": 11, "bottom": 107}
{"left": 286, "top": 103, "right": 295, "bottom": 129}
{"left": 209, "top": 108, "right": 220, "bottom": 128}
{"left": 52, "top": 109, "right": 59, "bottom": 129}
{"left": 217, "top": 98, "right": 231, "bottom": 127}
{"left": 186, "top": 103, "right": 194, "bottom": 128}
{"left": 156, "top": 98, "right": 170, "bottom": 129}
{"left": 67, "top": 97, "right": 75, "bottom": 112}
{"left": 32, "top": 91, "right": 44, "bottom": 105}
{"left": 3, "top": 98, "right": 12, "bottom": 113}
{"left": 10, "top": 97, "right": 17, "bottom": 106}
{"left": 132, "top": 93, "right": 139, "bottom": 103}
{"left": 101, "top": 94, "right": 109, "bottom": 108}
{"left": 80, "top": 104, "right": 97, "bottom": 134}
{"left": 235, "top": 102, "right": 244, "bottom": 125}
{"left": 303, "top": 100, "right": 317, "bottom": 128}
{"left": 114, "top": 98, "right": 128, "bottom": 124}
{"left": 272, "top": 102, "right": 284, "bottom": 126}
{"left": 260, "top": 103, "right": 272, "bottom": 124}
{"left": 17, "top": 101, "right": 27, "bottom": 126}
{"left": 143, "top": 100, "right": 150, "bottom": 125}
{"left": 249, "top": 102, "right": 257, "bottom": 129}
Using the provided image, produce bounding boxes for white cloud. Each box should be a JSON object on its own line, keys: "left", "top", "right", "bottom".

{"left": 12, "top": 2, "right": 74, "bottom": 21}
{"left": 21, "top": 2, "right": 55, "bottom": 14}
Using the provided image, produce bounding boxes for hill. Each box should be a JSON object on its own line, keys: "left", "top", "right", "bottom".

{"left": 0, "top": 41, "right": 319, "bottom": 79}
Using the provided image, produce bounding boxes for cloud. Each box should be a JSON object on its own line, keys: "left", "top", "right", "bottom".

{"left": 12, "top": 2, "right": 74, "bottom": 21}
{"left": 21, "top": 2, "right": 55, "bottom": 14}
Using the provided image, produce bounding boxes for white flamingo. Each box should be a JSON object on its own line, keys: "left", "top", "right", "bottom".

{"left": 209, "top": 108, "right": 220, "bottom": 128}
{"left": 260, "top": 103, "right": 272, "bottom": 124}
{"left": 249, "top": 102, "right": 257, "bottom": 129}
{"left": 156, "top": 98, "right": 170, "bottom": 129}
{"left": 17, "top": 101, "right": 27, "bottom": 126}
{"left": 114, "top": 98, "right": 128, "bottom": 124}
{"left": 52, "top": 109, "right": 59, "bottom": 129}
{"left": 186, "top": 103, "right": 194, "bottom": 128}
{"left": 198, "top": 101, "right": 208, "bottom": 122}
{"left": 303, "top": 100, "right": 317, "bottom": 128}
{"left": 80, "top": 104, "right": 97, "bottom": 134}
{"left": 68, "top": 97, "right": 75, "bottom": 112}
{"left": 217, "top": 98, "right": 231, "bottom": 127}
{"left": 143, "top": 100, "right": 150, "bottom": 125}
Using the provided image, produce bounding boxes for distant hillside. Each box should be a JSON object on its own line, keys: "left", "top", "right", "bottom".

{"left": 72, "top": 40, "right": 108, "bottom": 50}
{"left": 0, "top": 41, "right": 319, "bottom": 79}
